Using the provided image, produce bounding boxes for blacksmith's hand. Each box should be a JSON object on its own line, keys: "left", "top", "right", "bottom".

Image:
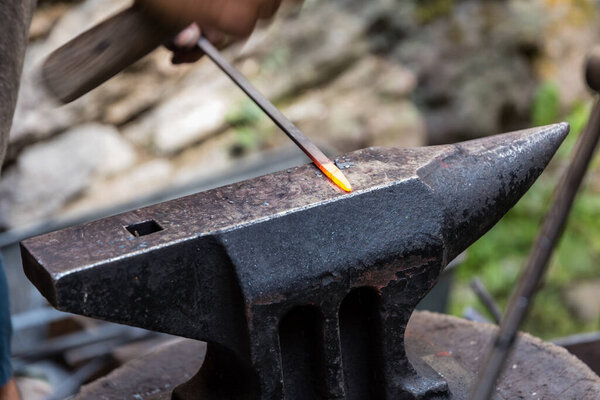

{"left": 136, "top": 0, "right": 285, "bottom": 64}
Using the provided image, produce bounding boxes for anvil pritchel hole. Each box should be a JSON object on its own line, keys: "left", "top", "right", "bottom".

{"left": 125, "top": 220, "right": 163, "bottom": 237}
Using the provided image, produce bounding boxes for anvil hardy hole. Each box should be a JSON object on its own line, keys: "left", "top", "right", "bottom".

{"left": 340, "top": 287, "right": 386, "bottom": 399}
{"left": 279, "top": 305, "right": 327, "bottom": 400}
{"left": 125, "top": 220, "right": 163, "bottom": 237}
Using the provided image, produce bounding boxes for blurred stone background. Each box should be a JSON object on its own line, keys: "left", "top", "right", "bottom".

{"left": 2, "top": 0, "right": 600, "bottom": 397}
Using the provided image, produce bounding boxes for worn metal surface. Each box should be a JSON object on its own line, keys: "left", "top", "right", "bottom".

{"left": 22, "top": 124, "right": 568, "bottom": 399}
{"left": 71, "top": 312, "right": 600, "bottom": 400}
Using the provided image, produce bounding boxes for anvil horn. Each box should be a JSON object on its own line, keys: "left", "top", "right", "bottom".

{"left": 21, "top": 123, "right": 568, "bottom": 399}
{"left": 420, "top": 123, "right": 570, "bottom": 261}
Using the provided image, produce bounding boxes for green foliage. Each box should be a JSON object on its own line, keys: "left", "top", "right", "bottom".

{"left": 531, "top": 81, "right": 560, "bottom": 127}
{"left": 226, "top": 100, "right": 268, "bottom": 156}
{"left": 450, "top": 81, "right": 600, "bottom": 339}
{"left": 234, "top": 127, "right": 260, "bottom": 152}
{"left": 567, "top": 101, "right": 591, "bottom": 137}
{"left": 557, "top": 101, "right": 592, "bottom": 159}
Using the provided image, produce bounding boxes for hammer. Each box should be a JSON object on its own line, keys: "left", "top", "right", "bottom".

{"left": 42, "top": 5, "right": 181, "bottom": 103}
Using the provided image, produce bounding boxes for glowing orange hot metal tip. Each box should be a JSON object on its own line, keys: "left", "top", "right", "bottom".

{"left": 198, "top": 37, "right": 352, "bottom": 192}
{"left": 319, "top": 162, "right": 352, "bottom": 192}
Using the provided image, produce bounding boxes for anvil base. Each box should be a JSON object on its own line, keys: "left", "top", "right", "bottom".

{"left": 72, "top": 312, "right": 600, "bottom": 400}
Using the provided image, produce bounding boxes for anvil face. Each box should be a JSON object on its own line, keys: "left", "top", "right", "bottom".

{"left": 21, "top": 124, "right": 568, "bottom": 399}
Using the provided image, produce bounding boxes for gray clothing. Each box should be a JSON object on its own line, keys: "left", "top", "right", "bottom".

{"left": 0, "top": 0, "right": 36, "bottom": 173}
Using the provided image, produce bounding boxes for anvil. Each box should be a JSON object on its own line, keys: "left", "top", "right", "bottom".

{"left": 21, "top": 123, "right": 568, "bottom": 399}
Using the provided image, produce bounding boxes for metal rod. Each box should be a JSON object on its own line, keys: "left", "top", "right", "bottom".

{"left": 470, "top": 51, "right": 600, "bottom": 398}
{"left": 12, "top": 307, "right": 70, "bottom": 332}
{"left": 44, "top": 357, "right": 110, "bottom": 400}
{"left": 470, "top": 278, "right": 502, "bottom": 324}
{"left": 13, "top": 323, "right": 149, "bottom": 360}
{"left": 197, "top": 36, "right": 351, "bottom": 192}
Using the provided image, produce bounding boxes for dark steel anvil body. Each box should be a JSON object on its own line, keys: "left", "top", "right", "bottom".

{"left": 22, "top": 124, "right": 568, "bottom": 399}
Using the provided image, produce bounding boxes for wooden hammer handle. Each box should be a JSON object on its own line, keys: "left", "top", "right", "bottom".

{"left": 42, "top": 6, "right": 179, "bottom": 103}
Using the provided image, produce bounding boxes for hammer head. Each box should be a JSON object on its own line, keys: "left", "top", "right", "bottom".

{"left": 21, "top": 123, "right": 568, "bottom": 399}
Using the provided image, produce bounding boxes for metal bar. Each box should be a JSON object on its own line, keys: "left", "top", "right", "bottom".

{"left": 44, "top": 357, "right": 110, "bottom": 400}
{"left": 553, "top": 332, "right": 600, "bottom": 375}
{"left": 13, "top": 323, "right": 150, "bottom": 360}
{"left": 12, "top": 307, "right": 70, "bottom": 332}
{"left": 470, "top": 278, "right": 502, "bottom": 324}
{"left": 197, "top": 36, "right": 351, "bottom": 192}
{"left": 553, "top": 331, "right": 600, "bottom": 347}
